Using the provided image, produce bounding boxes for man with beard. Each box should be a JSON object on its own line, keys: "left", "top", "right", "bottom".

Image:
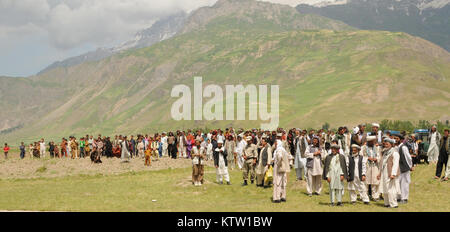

{"left": 362, "top": 136, "right": 381, "bottom": 201}
{"left": 378, "top": 138, "right": 400, "bottom": 208}
{"left": 306, "top": 137, "right": 325, "bottom": 197}
{"left": 272, "top": 139, "right": 290, "bottom": 203}
{"left": 242, "top": 136, "right": 258, "bottom": 186}
{"left": 214, "top": 138, "right": 231, "bottom": 185}
{"left": 294, "top": 129, "right": 307, "bottom": 181}
{"left": 335, "top": 127, "right": 348, "bottom": 157}
{"left": 256, "top": 136, "right": 272, "bottom": 188}
{"left": 371, "top": 123, "right": 383, "bottom": 145}
{"left": 427, "top": 125, "right": 441, "bottom": 164}
{"left": 324, "top": 144, "right": 348, "bottom": 206}
{"left": 347, "top": 144, "right": 370, "bottom": 205}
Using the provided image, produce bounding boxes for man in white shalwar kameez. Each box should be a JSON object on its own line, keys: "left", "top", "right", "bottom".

{"left": 235, "top": 135, "right": 246, "bottom": 170}
{"left": 378, "top": 138, "right": 400, "bottom": 208}
{"left": 161, "top": 132, "right": 168, "bottom": 157}
{"left": 324, "top": 144, "right": 347, "bottom": 206}
{"left": 427, "top": 125, "right": 441, "bottom": 163}
{"left": 121, "top": 137, "right": 131, "bottom": 162}
{"left": 214, "top": 139, "right": 231, "bottom": 185}
{"left": 305, "top": 137, "right": 325, "bottom": 196}
{"left": 347, "top": 144, "right": 370, "bottom": 204}
{"left": 362, "top": 136, "right": 381, "bottom": 200}
{"left": 272, "top": 139, "right": 289, "bottom": 203}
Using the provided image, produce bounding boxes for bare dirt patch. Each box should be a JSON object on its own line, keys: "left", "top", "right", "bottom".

{"left": 0, "top": 153, "right": 212, "bottom": 180}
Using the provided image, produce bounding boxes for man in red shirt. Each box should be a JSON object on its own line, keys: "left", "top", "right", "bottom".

{"left": 3, "top": 143, "right": 10, "bottom": 159}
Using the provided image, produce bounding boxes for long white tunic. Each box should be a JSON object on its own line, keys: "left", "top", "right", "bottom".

{"left": 306, "top": 145, "right": 324, "bottom": 176}
{"left": 327, "top": 155, "right": 344, "bottom": 190}
{"left": 235, "top": 140, "right": 247, "bottom": 169}
{"left": 347, "top": 154, "right": 367, "bottom": 191}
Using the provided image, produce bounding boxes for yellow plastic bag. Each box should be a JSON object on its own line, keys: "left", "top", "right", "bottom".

{"left": 264, "top": 165, "right": 273, "bottom": 185}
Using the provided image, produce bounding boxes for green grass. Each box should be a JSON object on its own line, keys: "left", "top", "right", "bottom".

{"left": 0, "top": 164, "right": 447, "bottom": 212}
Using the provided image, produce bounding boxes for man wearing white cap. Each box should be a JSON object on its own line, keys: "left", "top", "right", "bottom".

{"left": 324, "top": 144, "right": 348, "bottom": 206}
{"left": 378, "top": 137, "right": 400, "bottom": 208}
{"left": 213, "top": 138, "right": 231, "bottom": 185}
{"left": 305, "top": 136, "right": 325, "bottom": 196}
{"left": 347, "top": 144, "right": 370, "bottom": 204}
{"left": 242, "top": 136, "right": 258, "bottom": 186}
{"left": 362, "top": 136, "right": 381, "bottom": 201}
{"left": 427, "top": 125, "right": 441, "bottom": 163}
{"left": 371, "top": 123, "right": 383, "bottom": 145}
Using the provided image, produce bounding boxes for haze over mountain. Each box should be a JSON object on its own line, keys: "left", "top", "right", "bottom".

{"left": 1, "top": 0, "right": 449, "bottom": 144}
{"left": 297, "top": 0, "right": 450, "bottom": 51}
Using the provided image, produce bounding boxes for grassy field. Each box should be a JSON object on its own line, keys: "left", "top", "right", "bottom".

{"left": 0, "top": 153, "right": 448, "bottom": 212}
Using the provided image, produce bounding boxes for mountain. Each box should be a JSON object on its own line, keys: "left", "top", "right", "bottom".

{"left": 296, "top": 0, "right": 450, "bottom": 51}
{"left": 38, "top": 11, "right": 188, "bottom": 75}
{"left": 1, "top": 0, "right": 449, "bottom": 144}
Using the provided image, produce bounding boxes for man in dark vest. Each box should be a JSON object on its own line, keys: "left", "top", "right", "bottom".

{"left": 255, "top": 136, "right": 272, "bottom": 187}
{"left": 347, "top": 144, "right": 370, "bottom": 205}
{"left": 395, "top": 134, "right": 413, "bottom": 204}
{"left": 436, "top": 129, "right": 449, "bottom": 180}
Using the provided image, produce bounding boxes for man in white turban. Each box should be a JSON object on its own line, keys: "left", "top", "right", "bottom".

{"left": 427, "top": 125, "right": 441, "bottom": 164}
{"left": 272, "top": 139, "right": 290, "bottom": 203}
{"left": 213, "top": 138, "right": 231, "bottom": 185}
{"left": 347, "top": 144, "right": 370, "bottom": 205}
{"left": 378, "top": 138, "right": 400, "bottom": 208}
{"left": 362, "top": 135, "right": 382, "bottom": 201}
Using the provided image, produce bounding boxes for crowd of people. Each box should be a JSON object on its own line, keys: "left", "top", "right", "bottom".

{"left": 3, "top": 124, "right": 449, "bottom": 208}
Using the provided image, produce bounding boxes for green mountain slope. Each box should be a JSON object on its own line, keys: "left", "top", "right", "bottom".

{"left": 1, "top": 0, "right": 449, "bottom": 144}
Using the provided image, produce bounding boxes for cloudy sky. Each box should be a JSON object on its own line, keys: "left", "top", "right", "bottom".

{"left": 0, "top": 0, "right": 322, "bottom": 77}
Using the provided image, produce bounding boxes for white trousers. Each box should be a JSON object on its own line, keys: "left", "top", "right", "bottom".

{"left": 162, "top": 144, "right": 168, "bottom": 157}
{"left": 427, "top": 144, "right": 439, "bottom": 162}
{"left": 349, "top": 180, "right": 369, "bottom": 203}
{"left": 295, "top": 157, "right": 306, "bottom": 179}
{"left": 366, "top": 183, "right": 380, "bottom": 199}
{"left": 179, "top": 146, "right": 186, "bottom": 158}
{"left": 216, "top": 168, "right": 230, "bottom": 183}
{"left": 306, "top": 169, "right": 322, "bottom": 195}
{"left": 383, "top": 178, "right": 398, "bottom": 208}
{"left": 398, "top": 171, "right": 411, "bottom": 200}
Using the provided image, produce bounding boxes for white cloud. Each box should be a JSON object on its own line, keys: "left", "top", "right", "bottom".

{"left": 0, "top": 0, "right": 217, "bottom": 50}
{"left": 0, "top": 0, "right": 332, "bottom": 76}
